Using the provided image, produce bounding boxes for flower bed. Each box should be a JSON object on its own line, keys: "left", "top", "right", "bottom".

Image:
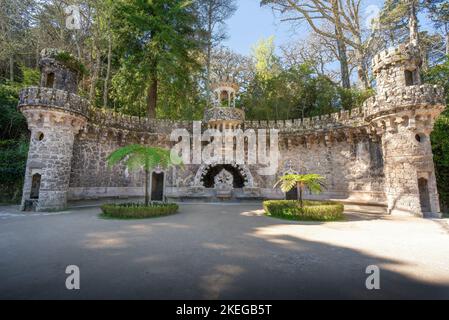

{"left": 101, "top": 202, "right": 179, "bottom": 219}
{"left": 263, "top": 200, "right": 344, "bottom": 221}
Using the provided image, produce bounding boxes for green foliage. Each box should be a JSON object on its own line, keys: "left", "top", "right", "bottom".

{"left": 110, "top": 0, "right": 201, "bottom": 117}
{"left": 0, "top": 66, "right": 38, "bottom": 203}
{"left": 101, "top": 202, "right": 179, "bottom": 219}
{"left": 242, "top": 61, "right": 373, "bottom": 120}
{"left": 274, "top": 173, "right": 326, "bottom": 194}
{"left": 425, "top": 57, "right": 449, "bottom": 212}
{"left": 0, "top": 139, "right": 28, "bottom": 203}
{"left": 263, "top": 200, "right": 344, "bottom": 221}
{"left": 107, "top": 145, "right": 182, "bottom": 205}
{"left": 274, "top": 173, "right": 327, "bottom": 208}
{"left": 55, "top": 51, "right": 88, "bottom": 76}
{"left": 107, "top": 145, "right": 182, "bottom": 172}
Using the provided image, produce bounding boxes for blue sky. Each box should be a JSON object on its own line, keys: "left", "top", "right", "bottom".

{"left": 223, "top": 0, "right": 385, "bottom": 55}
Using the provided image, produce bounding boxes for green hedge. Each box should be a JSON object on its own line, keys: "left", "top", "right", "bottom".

{"left": 101, "top": 202, "right": 179, "bottom": 219}
{"left": 263, "top": 200, "right": 344, "bottom": 221}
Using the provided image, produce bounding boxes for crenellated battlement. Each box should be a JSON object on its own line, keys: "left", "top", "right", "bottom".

{"left": 365, "top": 84, "right": 445, "bottom": 121}
{"left": 18, "top": 87, "right": 89, "bottom": 118}
{"left": 244, "top": 107, "right": 366, "bottom": 132}
{"left": 372, "top": 43, "right": 421, "bottom": 75}
{"left": 87, "top": 107, "right": 193, "bottom": 133}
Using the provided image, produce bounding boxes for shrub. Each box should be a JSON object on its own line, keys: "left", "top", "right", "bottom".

{"left": 263, "top": 200, "right": 344, "bottom": 221}
{"left": 101, "top": 202, "right": 179, "bottom": 219}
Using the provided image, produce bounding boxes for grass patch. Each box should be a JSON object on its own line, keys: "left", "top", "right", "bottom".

{"left": 100, "top": 202, "right": 179, "bottom": 220}
{"left": 263, "top": 200, "right": 344, "bottom": 222}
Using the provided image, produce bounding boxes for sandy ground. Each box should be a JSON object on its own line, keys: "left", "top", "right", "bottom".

{"left": 0, "top": 203, "right": 449, "bottom": 299}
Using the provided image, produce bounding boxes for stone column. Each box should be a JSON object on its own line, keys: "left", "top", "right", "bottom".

{"left": 20, "top": 108, "right": 86, "bottom": 211}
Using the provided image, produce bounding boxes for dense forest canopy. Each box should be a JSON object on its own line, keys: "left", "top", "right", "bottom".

{"left": 0, "top": 0, "right": 448, "bottom": 209}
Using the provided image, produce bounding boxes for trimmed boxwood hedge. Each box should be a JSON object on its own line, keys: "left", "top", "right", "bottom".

{"left": 263, "top": 200, "right": 344, "bottom": 221}
{"left": 101, "top": 202, "right": 179, "bottom": 219}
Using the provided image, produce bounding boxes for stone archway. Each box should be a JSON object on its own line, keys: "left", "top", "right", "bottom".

{"left": 193, "top": 162, "right": 254, "bottom": 188}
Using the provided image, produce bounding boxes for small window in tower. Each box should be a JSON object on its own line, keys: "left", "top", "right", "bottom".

{"left": 46, "top": 72, "right": 55, "bottom": 88}
{"left": 36, "top": 132, "right": 44, "bottom": 141}
{"left": 415, "top": 133, "right": 426, "bottom": 143}
{"left": 405, "top": 70, "right": 414, "bottom": 86}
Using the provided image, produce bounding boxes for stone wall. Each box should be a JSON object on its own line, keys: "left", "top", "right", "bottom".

{"left": 18, "top": 43, "right": 446, "bottom": 216}
{"left": 66, "top": 117, "right": 385, "bottom": 203}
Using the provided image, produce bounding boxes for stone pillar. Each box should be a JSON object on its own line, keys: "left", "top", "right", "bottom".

{"left": 20, "top": 108, "right": 86, "bottom": 211}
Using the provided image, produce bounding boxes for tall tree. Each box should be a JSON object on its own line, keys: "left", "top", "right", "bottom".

{"left": 260, "top": 0, "right": 372, "bottom": 89}
{"left": 424, "top": 0, "right": 449, "bottom": 55}
{"left": 0, "top": 0, "right": 37, "bottom": 81}
{"left": 112, "top": 0, "right": 200, "bottom": 118}
{"left": 196, "top": 0, "right": 237, "bottom": 105}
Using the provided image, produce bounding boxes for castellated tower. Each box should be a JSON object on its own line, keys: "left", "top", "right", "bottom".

{"left": 18, "top": 49, "right": 88, "bottom": 211}
{"left": 367, "top": 43, "right": 446, "bottom": 217}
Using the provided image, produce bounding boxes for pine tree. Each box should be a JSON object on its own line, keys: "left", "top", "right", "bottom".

{"left": 112, "top": 0, "right": 200, "bottom": 118}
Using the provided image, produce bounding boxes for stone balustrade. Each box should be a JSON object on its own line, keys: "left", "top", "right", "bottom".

{"left": 204, "top": 107, "right": 245, "bottom": 123}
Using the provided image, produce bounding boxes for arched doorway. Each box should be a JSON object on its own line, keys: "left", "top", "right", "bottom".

{"left": 202, "top": 164, "right": 245, "bottom": 188}
{"left": 418, "top": 177, "right": 431, "bottom": 213}
{"left": 151, "top": 172, "right": 165, "bottom": 201}
{"left": 30, "top": 173, "right": 41, "bottom": 199}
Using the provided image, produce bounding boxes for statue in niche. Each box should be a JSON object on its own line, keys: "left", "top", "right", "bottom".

{"left": 214, "top": 169, "right": 234, "bottom": 187}
{"left": 214, "top": 169, "right": 233, "bottom": 200}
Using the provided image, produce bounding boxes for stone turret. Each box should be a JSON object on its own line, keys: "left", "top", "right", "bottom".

{"left": 18, "top": 49, "right": 88, "bottom": 211}
{"left": 367, "top": 43, "right": 446, "bottom": 217}
{"left": 204, "top": 78, "right": 244, "bottom": 130}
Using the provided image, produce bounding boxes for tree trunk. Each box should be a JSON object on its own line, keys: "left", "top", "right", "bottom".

{"left": 409, "top": 1, "right": 419, "bottom": 46}
{"left": 9, "top": 56, "right": 14, "bottom": 82}
{"left": 144, "top": 169, "right": 149, "bottom": 206}
{"left": 297, "top": 182, "right": 304, "bottom": 209}
{"left": 331, "top": 0, "right": 350, "bottom": 89}
{"left": 147, "top": 70, "right": 158, "bottom": 119}
{"left": 89, "top": 49, "right": 101, "bottom": 105}
{"left": 206, "top": 4, "right": 213, "bottom": 107}
{"left": 446, "top": 31, "right": 449, "bottom": 56}
{"left": 103, "top": 30, "right": 112, "bottom": 108}
{"left": 354, "top": 36, "right": 370, "bottom": 89}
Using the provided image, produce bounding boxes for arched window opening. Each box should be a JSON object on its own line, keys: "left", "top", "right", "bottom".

{"left": 46, "top": 73, "right": 55, "bottom": 88}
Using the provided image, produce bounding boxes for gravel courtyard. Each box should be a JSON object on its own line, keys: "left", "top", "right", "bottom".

{"left": 1, "top": 203, "right": 449, "bottom": 300}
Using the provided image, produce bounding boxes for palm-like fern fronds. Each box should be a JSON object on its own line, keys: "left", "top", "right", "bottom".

{"left": 106, "top": 145, "right": 183, "bottom": 205}
{"left": 274, "top": 173, "right": 327, "bottom": 207}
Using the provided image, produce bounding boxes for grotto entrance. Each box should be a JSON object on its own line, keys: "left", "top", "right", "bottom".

{"left": 202, "top": 164, "right": 246, "bottom": 188}
{"left": 151, "top": 172, "right": 165, "bottom": 201}
{"left": 418, "top": 177, "right": 431, "bottom": 213}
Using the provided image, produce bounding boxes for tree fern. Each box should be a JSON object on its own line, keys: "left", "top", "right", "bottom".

{"left": 107, "top": 145, "right": 182, "bottom": 205}
{"left": 274, "top": 174, "right": 326, "bottom": 208}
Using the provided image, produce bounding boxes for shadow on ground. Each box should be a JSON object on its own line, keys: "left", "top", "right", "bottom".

{"left": 0, "top": 204, "right": 448, "bottom": 299}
